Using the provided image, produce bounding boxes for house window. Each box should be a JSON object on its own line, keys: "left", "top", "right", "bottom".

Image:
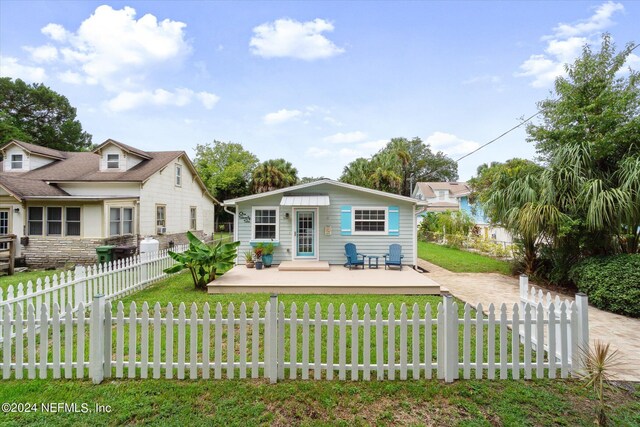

{"left": 46, "top": 207, "right": 63, "bottom": 235}
{"left": 156, "top": 205, "right": 166, "bottom": 227}
{"left": 28, "top": 207, "right": 43, "bottom": 235}
{"left": 353, "top": 208, "right": 387, "bottom": 234}
{"left": 252, "top": 207, "right": 278, "bottom": 240}
{"left": 65, "top": 207, "right": 81, "bottom": 236}
{"left": 11, "top": 154, "right": 23, "bottom": 169}
{"left": 175, "top": 164, "right": 182, "bottom": 187}
{"left": 190, "top": 207, "right": 197, "bottom": 230}
{"left": 107, "top": 154, "right": 120, "bottom": 169}
{"left": 438, "top": 191, "right": 445, "bottom": 200}
{"left": 109, "top": 207, "right": 134, "bottom": 236}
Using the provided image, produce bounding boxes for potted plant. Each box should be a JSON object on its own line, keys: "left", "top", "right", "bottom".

{"left": 244, "top": 251, "right": 255, "bottom": 268}
{"left": 253, "top": 244, "right": 264, "bottom": 270}
{"left": 262, "top": 242, "right": 274, "bottom": 267}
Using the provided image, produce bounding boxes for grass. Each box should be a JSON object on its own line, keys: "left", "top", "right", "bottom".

{"left": 0, "top": 268, "right": 65, "bottom": 292}
{"left": 0, "top": 377, "right": 638, "bottom": 426}
{"left": 418, "top": 241, "right": 512, "bottom": 275}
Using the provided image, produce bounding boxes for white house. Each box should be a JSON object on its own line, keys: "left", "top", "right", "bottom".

{"left": 0, "top": 139, "right": 217, "bottom": 268}
{"left": 412, "top": 181, "right": 512, "bottom": 243}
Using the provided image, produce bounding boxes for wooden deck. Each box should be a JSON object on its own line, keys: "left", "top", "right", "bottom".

{"left": 208, "top": 264, "right": 441, "bottom": 295}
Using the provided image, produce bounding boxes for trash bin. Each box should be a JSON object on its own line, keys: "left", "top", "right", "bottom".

{"left": 114, "top": 245, "right": 137, "bottom": 261}
{"left": 96, "top": 245, "right": 115, "bottom": 264}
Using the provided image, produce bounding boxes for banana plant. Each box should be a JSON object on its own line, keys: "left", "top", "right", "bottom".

{"left": 164, "top": 231, "right": 240, "bottom": 289}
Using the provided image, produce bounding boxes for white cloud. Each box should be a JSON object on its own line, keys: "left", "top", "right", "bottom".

{"left": 549, "top": 1, "right": 624, "bottom": 39}
{"left": 0, "top": 56, "right": 47, "bottom": 82}
{"left": 425, "top": 132, "right": 479, "bottom": 156}
{"left": 105, "top": 88, "right": 219, "bottom": 112}
{"left": 306, "top": 147, "right": 332, "bottom": 158}
{"left": 323, "top": 116, "right": 342, "bottom": 126}
{"left": 263, "top": 108, "right": 302, "bottom": 125}
{"left": 323, "top": 131, "right": 367, "bottom": 144}
{"left": 57, "top": 70, "right": 84, "bottom": 84}
{"left": 196, "top": 92, "right": 220, "bottom": 109}
{"left": 516, "top": 2, "right": 625, "bottom": 88}
{"left": 462, "top": 75, "right": 501, "bottom": 85}
{"left": 40, "top": 5, "right": 190, "bottom": 90}
{"left": 357, "top": 139, "right": 387, "bottom": 151}
{"left": 41, "top": 23, "right": 70, "bottom": 42}
{"left": 250, "top": 18, "right": 344, "bottom": 60}
{"left": 24, "top": 45, "right": 58, "bottom": 63}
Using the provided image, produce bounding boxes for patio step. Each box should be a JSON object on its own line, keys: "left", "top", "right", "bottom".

{"left": 278, "top": 261, "right": 330, "bottom": 271}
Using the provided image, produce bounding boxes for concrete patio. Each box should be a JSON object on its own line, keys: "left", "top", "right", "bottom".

{"left": 207, "top": 264, "right": 441, "bottom": 295}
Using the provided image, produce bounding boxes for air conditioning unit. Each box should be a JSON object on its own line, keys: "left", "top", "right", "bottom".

{"left": 157, "top": 226, "right": 167, "bottom": 235}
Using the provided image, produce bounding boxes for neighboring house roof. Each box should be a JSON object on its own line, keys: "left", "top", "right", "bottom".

{"left": 414, "top": 182, "right": 471, "bottom": 198}
{"left": 224, "top": 179, "right": 428, "bottom": 206}
{"left": 0, "top": 139, "right": 219, "bottom": 203}
{"left": 93, "top": 138, "right": 152, "bottom": 160}
{"left": 1, "top": 140, "right": 67, "bottom": 160}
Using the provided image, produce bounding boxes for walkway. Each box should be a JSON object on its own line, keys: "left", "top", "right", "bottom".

{"left": 418, "top": 259, "right": 640, "bottom": 382}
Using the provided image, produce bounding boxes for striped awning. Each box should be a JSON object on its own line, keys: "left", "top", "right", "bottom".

{"left": 280, "top": 194, "right": 330, "bottom": 206}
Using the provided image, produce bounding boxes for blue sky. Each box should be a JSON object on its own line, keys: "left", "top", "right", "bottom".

{"left": 1, "top": 1, "right": 638, "bottom": 181}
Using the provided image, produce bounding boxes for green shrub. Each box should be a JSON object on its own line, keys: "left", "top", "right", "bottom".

{"left": 570, "top": 254, "right": 640, "bottom": 318}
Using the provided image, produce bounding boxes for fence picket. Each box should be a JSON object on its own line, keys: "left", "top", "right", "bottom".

{"left": 411, "top": 304, "right": 419, "bottom": 380}
{"left": 52, "top": 302, "right": 61, "bottom": 379}
{"left": 560, "top": 303, "right": 568, "bottom": 379}
{"left": 129, "top": 302, "right": 137, "bottom": 379}
{"left": 251, "top": 302, "right": 259, "bottom": 379}
{"left": 463, "top": 303, "right": 471, "bottom": 379}
{"left": 351, "top": 304, "right": 359, "bottom": 381}
{"left": 548, "top": 303, "right": 557, "bottom": 379}
{"left": 399, "top": 304, "right": 407, "bottom": 380}
{"left": 363, "top": 304, "right": 371, "bottom": 381}
{"left": 64, "top": 303, "right": 72, "bottom": 379}
{"left": 116, "top": 302, "right": 124, "bottom": 378}
{"left": 289, "top": 303, "right": 298, "bottom": 379}
{"left": 239, "top": 303, "right": 247, "bottom": 379}
{"left": 512, "top": 304, "right": 520, "bottom": 380}
{"left": 153, "top": 302, "right": 161, "bottom": 379}
{"left": 302, "top": 303, "right": 310, "bottom": 380}
{"left": 376, "top": 304, "right": 383, "bottom": 380}
{"left": 214, "top": 303, "right": 222, "bottom": 379}
{"left": 388, "top": 304, "right": 395, "bottom": 380}
{"left": 499, "top": 303, "right": 507, "bottom": 380}
{"left": 226, "top": 303, "right": 234, "bottom": 379}
{"left": 338, "top": 304, "right": 346, "bottom": 380}
{"left": 278, "top": 302, "right": 285, "bottom": 380}
{"left": 190, "top": 303, "right": 198, "bottom": 380}
{"left": 141, "top": 302, "right": 149, "bottom": 379}
{"left": 327, "top": 304, "right": 334, "bottom": 380}
{"left": 523, "top": 304, "right": 532, "bottom": 379}
{"left": 475, "top": 303, "right": 483, "bottom": 380}
{"left": 27, "top": 304, "right": 36, "bottom": 379}
{"left": 425, "top": 303, "right": 433, "bottom": 380}
{"left": 487, "top": 304, "right": 495, "bottom": 380}
{"left": 203, "top": 303, "right": 211, "bottom": 380}
{"left": 3, "top": 306, "right": 12, "bottom": 379}
{"left": 39, "top": 304, "right": 47, "bottom": 379}
{"left": 314, "top": 304, "right": 322, "bottom": 380}
{"left": 165, "top": 303, "right": 174, "bottom": 379}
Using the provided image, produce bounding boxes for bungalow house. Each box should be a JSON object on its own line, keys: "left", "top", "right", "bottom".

{"left": 0, "top": 139, "right": 217, "bottom": 268}
{"left": 223, "top": 179, "right": 428, "bottom": 267}
{"left": 412, "top": 181, "right": 512, "bottom": 243}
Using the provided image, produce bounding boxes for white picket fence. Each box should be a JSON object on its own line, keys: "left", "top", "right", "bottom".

{"left": 0, "top": 293, "right": 589, "bottom": 383}
{"left": 518, "top": 275, "right": 589, "bottom": 362}
{"left": 0, "top": 245, "right": 187, "bottom": 343}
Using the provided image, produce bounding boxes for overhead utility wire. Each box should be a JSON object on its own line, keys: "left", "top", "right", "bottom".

{"left": 454, "top": 110, "right": 542, "bottom": 163}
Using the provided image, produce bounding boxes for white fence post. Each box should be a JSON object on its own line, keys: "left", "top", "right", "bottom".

{"left": 575, "top": 293, "right": 589, "bottom": 371}
{"left": 74, "top": 266, "right": 86, "bottom": 310}
{"left": 518, "top": 274, "right": 528, "bottom": 307}
{"left": 90, "top": 294, "right": 105, "bottom": 384}
{"left": 443, "top": 294, "right": 456, "bottom": 383}
{"left": 268, "top": 294, "right": 278, "bottom": 384}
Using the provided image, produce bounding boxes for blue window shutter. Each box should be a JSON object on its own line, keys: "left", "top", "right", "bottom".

{"left": 388, "top": 206, "right": 399, "bottom": 236}
{"left": 340, "top": 205, "right": 352, "bottom": 235}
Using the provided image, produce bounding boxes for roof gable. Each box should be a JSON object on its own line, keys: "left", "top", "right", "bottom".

{"left": 224, "top": 179, "right": 427, "bottom": 206}
{"left": 93, "top": 139, "right": 152, "bottom": 160}
{"left": 0, "top": 140, "right": 67, "bottom": 160}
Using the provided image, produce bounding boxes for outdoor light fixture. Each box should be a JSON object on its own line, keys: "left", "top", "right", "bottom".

{"left": 14, "top": 207, "right": 20, "bottom": 213}
{"left": 285, "top": 212, "right": 290, "bottom": 219}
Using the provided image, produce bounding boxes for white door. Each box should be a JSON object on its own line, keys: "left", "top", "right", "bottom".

{"left": 294, "top": 209, "right": 318, "bottom": 259}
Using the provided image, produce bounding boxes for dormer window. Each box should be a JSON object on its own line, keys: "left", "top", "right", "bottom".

{"left": 107, "top": 154, "right": 120, "bottom": 169}
{"left": 11, "top": 154, "right": 23, "bottom": 170}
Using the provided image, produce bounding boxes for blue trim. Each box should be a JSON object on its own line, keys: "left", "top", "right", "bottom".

{"left": 340, "top": 205, "right": 352, "bottom": 236}
{"left": 388, "top": 206, "right": 400, "bottom": 236}
{"left": 295, "top": 210, "right": 315, "bottom": 257}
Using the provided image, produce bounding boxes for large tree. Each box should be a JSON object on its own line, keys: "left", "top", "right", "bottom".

{"left": 194, "top": 140, "right": 259, "bottom": 205}
{"left": 468, "top": 158, "right": 544, "bottom": 205}
{"left": 339, "top": 137, "right": 458, "bottom": 195}
{"left": 251, "top": 158, "right": 298, "bottom": 193}
{"left": 0, "top": 78, "right": 92, "bottom": 151}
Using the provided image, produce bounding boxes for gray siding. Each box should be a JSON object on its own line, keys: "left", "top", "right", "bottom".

{"left": 235, "top": 183, "right": 416, "bottom": 266}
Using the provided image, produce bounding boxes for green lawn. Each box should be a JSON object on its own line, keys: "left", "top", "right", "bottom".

{"left": 418, "top": 241, "right": 512, "bottom": 275}
{"left": 0, "top": 268, "right": 65, "bottom": 292}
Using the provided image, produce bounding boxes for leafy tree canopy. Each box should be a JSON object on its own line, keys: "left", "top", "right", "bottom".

{"left": 339, "top": 137, "right": 458, "bottom": 196}
{"left": 0, "top": 78, "right": 92, "bottom": 151}
{"left": 194, "top": 140, "right": 259, "bottom": 202}
{"left": 251, "top": 158, "right": 298, "bottom": 193}
{"left": 468, "top": 158, "right": 544, "bottom": 205}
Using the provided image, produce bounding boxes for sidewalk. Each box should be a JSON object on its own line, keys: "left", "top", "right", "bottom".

{"left": 418, "top": 259, "right": 640, "bottom": 382}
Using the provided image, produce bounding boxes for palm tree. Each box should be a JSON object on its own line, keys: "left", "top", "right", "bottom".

{"left": 339, "top": 158, "right": 373, "bottom": 188}
{"left": 251, "top": 159, "right": 298, "bottom": 193}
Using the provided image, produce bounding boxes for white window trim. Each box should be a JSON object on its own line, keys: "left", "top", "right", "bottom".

{"left": 190, "top": 206, "right": 197, "bottom": 230}
{"left": 10, "top": 154, "right": 23, "bottom": 170}
{"left": 351, "top": 206, "right": 388, "bottom": 236}
{"left": 175, "top": 164, "right": 182, "bottom": 187}
{"left": 156, "top": 205, "right": 166, "bottom": 228}
{"left": 107, "top": 153, "right": 120, "bottom": 169}
{"left": 109, "top": 206, "right": 135, "bottom": 236}
{"left": 251, "top": 206, "right": 280, "bottom": 242}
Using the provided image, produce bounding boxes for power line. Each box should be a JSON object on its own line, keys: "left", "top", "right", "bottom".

{"left": 455, "top": 110, "right": 541, "bottom": 163}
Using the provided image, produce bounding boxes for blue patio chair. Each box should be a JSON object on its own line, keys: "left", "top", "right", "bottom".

{"left": 344, "top": 243, "right": 366, "bottom": 270}
{"left": 384, "top": 244, "right": 404, "bottom": 270}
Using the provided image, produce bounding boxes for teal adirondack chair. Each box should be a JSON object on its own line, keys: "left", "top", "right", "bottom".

{"left": 344, "top": 243, "right": 366, "bottom": 270}
{"left": 384, "top": 244, "right": 404, "bottom": 270}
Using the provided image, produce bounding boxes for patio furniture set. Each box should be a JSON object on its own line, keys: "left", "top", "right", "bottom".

{"left": 344, "top": 243, "right": 404, "bottom": 270}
